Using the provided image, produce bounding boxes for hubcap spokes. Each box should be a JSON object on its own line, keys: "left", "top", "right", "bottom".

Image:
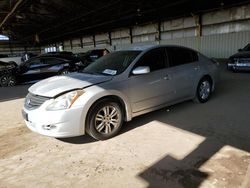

{"left": 95, "top": 106, "right": 119, "bottom": 134}
{"left": 199, "top": 81, "right": 211, "bottom": 99}
{"left": 1, "top": 76, "right": 7, "bottom": 84}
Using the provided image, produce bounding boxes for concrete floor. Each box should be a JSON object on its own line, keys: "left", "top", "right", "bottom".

{"left": 0, "top": 66, "right": 250, "bottom": 188}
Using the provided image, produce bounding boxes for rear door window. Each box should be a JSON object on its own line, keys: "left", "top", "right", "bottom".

{"left": 43, "top": 58, "right": 65, "bottom": 65}
{"left": 28, "top": 58, "right": 42, "bottom": 68}
{"left": 167, "top": 47, "right": 198, "bottom": 67}
{"left": 243, "top": 44, "right": 250, "bottom": 51}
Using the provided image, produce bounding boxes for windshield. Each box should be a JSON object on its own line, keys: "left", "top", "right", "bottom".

{"left": 83, "top": 51, "right": 141, "bottom": 75}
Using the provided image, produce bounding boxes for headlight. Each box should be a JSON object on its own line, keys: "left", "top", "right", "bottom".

{"left": 46, "top": 90, "right": 84, "bottom": 111}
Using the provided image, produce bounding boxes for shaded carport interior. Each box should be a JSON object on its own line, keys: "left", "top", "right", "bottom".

{"left": 0, "top": 1, "right": 250, "bottom": 187}
{"left": 0, "top": 0, "right": 250, "bottom": 43}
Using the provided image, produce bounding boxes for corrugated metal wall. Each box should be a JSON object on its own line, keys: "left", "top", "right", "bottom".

{"left": 0, "top": 41, "right": 41, "bottom": 55}
{"left": 160, "top": 31, "right": 250, "bottom": 58}
{"left": 45, "top": 3, "right": 250, "bottom": 58}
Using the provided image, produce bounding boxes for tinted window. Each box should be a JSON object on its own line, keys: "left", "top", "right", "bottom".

{"left": 28, "top": 58, "right": 41, "bottom": 65}
{"left": 167, "top": 48, "right": 198, "bottom": 67}
{"left": 243, "top": 44, "right": 250, "bottom": 51}
{"left": 21, "top": 58, "right": 41, "bottom": 69}
{"left": 43, "top": 58, "right": 65, "bottom": 65}
{"left": 89, "top": 51, "right": 101, "bottom": 61}
{"left": 135, "top": 48, "right": 167, "bottom": 72}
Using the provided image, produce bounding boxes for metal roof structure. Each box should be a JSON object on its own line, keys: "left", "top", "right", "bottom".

{"left": 0, "top": 0, "right": 250, "bottom": 44}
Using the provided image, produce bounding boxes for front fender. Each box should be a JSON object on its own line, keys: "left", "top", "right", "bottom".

{"left": 73, "top": 85, "right": 132, "bottom": 134}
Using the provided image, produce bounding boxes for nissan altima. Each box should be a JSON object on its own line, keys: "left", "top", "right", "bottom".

{"left": 22, "top": 45, "right": 220, "bottom": 140}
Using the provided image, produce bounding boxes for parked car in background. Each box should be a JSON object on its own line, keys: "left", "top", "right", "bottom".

{"left": 0, "top": 52, "right": 38, "bottom": 66}
{"left": 0, "top": 52, "right": 83, "bottom": 86}
{"left": 0, "top": 55, "right": 23, "bottom": 65}
{"left": 227, "top": 43, "right": 250, "bottom": 72}
{"left": 0, "top": 61, "right": 17, "bottom": 87}
{"left": 22, "top": 45, "right": 219, "bottom": 140}
{"left": 76, "top": 49, "right": 109, "bottom": 68}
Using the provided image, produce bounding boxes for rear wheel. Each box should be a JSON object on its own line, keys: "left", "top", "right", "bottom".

{"left": 195, "top": 78, "right": 212, "bottom": 103}
{"left": 86, "top": 99, "right": 124, "bottom": 140}
{"left": 0, "top": 74, "right": 16, "bottom": 87}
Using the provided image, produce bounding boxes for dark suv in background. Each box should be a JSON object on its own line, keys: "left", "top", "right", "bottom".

{"left": 227, "top": 43, "right": 250, "bottom": 72}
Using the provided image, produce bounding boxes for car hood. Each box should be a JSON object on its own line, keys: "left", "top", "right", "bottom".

{"left": 230, "top": 51, "right": 250, "bottom": 59}
{"left": 29, "top": 73, "right": 112, "bottom": 97}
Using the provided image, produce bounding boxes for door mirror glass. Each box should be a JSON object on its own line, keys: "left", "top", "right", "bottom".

{"left": 132, "top": 66, "right": 150, "bottom": 75}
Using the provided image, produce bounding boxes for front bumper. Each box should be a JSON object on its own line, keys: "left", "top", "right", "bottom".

{"left": 22, "top": 105, "right": 85, "bottom": 138}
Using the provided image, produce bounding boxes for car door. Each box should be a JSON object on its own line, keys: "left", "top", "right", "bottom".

{"left": 166, "top": 47, "right": 200, "bottom": 100}
{"left": 127, "top": 48, "right": 176, "bottom": 113}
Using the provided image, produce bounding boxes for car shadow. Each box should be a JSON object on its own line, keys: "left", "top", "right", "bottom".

{"left": 57, "top": 135, "right": 97, "bottom": 144}
{"left": 118, "top": 67, "right": 250, "bottom": 187}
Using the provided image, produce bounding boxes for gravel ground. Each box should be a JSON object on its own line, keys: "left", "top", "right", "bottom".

{"left": 0, "top": 66, "right": 250, "bottom": 188}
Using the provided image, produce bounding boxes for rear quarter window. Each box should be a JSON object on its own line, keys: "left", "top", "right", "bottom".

{"left": 167, "top": 47, "right": 198, "bottom": 67}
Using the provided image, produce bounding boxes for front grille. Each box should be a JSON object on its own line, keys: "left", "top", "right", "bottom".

{"left": 25, "top": 93, "right": 50, "bottom": 109}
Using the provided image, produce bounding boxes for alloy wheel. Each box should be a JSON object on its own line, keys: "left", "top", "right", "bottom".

{"left": 94, "top": 105, "right": 120, "bottom": 134}
{"left": 0, "top": 75, "right": 16, "bottom": 87}
{"left": 199, "top": 80, "right": 211, "bottom": 100}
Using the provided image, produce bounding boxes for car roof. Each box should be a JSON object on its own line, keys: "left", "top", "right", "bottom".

{"left": 122, "top": 44, "right": 196, "bottom": 52}
{"left": 25, "top": 53, "right": 80, "bottom": 63}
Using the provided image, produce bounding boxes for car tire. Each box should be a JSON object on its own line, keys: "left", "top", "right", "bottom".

{"left": 86, "top": 99, "right": 124, "bottom": 140}
{"left": 0, "top": 74, "right": 16, "bottom": 87}
{"left": 194, "top": 77, "right": 212, "bottom": 103}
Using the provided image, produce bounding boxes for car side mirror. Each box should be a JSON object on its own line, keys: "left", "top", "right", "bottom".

{"left": 132, "top": 66, "right": 150, "bottom": 75}
{"left": 238, "top": 49, "right": 243, "bottom": 52}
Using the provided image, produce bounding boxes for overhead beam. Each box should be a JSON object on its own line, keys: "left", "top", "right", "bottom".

{"left": 0, "top": 0, "right": 24, "bottom": 29}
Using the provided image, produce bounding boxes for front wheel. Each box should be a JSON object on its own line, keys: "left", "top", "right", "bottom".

{"left": 194, "top": 78, "right": 212, "bottom": 103}
{"left": 86, "top": 99, "right": 124, "bottom": 140}
{"left": 0, "top": 74, "right": 16, "bottom": 87}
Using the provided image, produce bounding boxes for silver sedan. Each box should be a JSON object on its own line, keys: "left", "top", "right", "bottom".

{"left": 22, "top": 45, "right": 220, "bottom": 140}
